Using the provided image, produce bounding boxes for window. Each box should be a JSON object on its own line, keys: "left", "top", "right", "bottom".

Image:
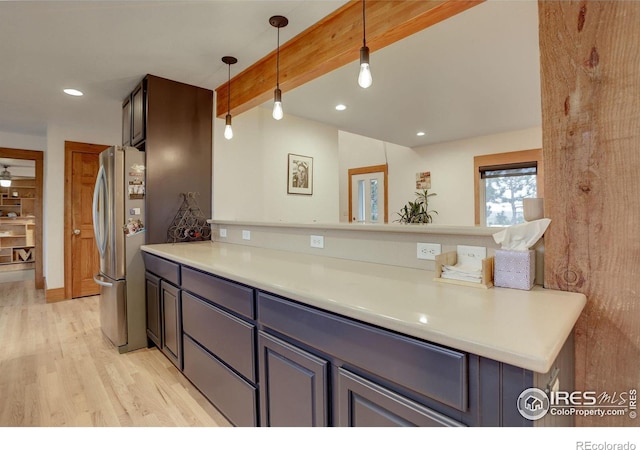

{"left": 474, "top": 149, "right": 543, "bottom": 226}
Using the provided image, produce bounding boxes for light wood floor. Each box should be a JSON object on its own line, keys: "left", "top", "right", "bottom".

{"left": 0, "top": 280, "right": 231, "bottom": 427}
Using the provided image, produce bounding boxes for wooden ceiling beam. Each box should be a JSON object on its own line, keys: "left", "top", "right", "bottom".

{"left": 215, "top": 0, "right": 484, "bottom": 118}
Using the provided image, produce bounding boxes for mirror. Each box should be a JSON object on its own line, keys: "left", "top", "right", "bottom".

{"left": 213, "top": 1, "right": 542, "bottom": 226}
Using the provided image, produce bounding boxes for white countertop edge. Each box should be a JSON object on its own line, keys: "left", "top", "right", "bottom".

{"left": 206, "top": 219, "right": 499, "bottom": 237}
{"left": 141, "top": 242, "right": 585, "bottom": 374}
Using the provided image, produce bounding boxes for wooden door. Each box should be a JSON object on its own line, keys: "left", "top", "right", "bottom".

{"left": 65, "top": 141, "right": 109, "bottom": 299}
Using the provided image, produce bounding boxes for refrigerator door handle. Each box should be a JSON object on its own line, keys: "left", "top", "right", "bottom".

{"left": 93, "top": 273, "right": 114, "bottom": 287}
{"left": 92, "top": 165, "right": 108, "bottom": 257}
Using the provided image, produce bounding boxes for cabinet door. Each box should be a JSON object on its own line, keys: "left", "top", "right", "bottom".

{"left": 145, "top": 272, "right": 161, "bottom": 348}
{"left": 337, "top": 368, "right": 464, "bottom": 427}
{"left": 131, "top": 81, "right": 146, "bottom": 146}
{"left": 161, "top": 280, "right": 182, "bottom": 370}
{"left": 259, "top": 331, "right": 328, "bottom": 427}
{"left": 122, "top": 96, "right": 132, "bottom": 146}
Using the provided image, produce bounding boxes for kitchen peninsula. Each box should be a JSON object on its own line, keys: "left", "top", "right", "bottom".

{"left": 141, "top": 234, "right": 585, "bottom": 427}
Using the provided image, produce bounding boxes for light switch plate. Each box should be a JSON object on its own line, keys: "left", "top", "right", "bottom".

{"left": 417, "top": 243, "right": 441, "bottom": 260}
{"left": 219, "top": 228, "right": 227, "bottom": 238}
{"left": 242, "top": 230, "right": 251, "bottom": 240}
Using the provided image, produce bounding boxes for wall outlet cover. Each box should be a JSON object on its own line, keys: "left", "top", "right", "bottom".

{"left": 417, "top": 243, "right": 441, "bottom": 260}
{"left": 219, "top": 228, "right": 227, "bottom": 238}
{"left": 242, "top": 230, "right": 251, "bottom": 240}
{"left": 310, "top": 235, "right": 324, "bottom": 249}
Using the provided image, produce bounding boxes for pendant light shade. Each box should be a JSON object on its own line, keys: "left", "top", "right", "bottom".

{"left": 270, "top": 15, "right": 288, "bottom": 120}
{"left": 0, "top": 166, "right": 11, "bottom": 188}
{"left": 221, "top": 56, "right": 238, "bottom": 140}
{"left": 358, "top": 0, "right": 372, "bottom": 88}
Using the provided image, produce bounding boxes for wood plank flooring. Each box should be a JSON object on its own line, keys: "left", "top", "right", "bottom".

{"left": 0, "top": 280, "right": 231, "bottom": 427}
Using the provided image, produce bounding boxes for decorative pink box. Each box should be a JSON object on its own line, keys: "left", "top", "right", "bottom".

{"left": 493, "top": 249, "right": 536, "bottom": 290}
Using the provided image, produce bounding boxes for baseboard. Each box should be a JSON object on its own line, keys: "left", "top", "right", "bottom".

{"left": 45, "top": 287, "right": 67, "bottom": 303}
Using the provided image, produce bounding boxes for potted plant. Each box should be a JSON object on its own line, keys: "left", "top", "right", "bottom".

{"left": 396, "top": 189, "right": 438, "bottom": 224}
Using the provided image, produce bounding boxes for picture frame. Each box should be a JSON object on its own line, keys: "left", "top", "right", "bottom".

{"left": 287, "top": 153, "right": 313, "bottom": 195}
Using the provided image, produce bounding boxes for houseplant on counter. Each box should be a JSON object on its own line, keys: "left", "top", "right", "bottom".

{"left": 395, "top": 189, "right": 438, "bottom": 224}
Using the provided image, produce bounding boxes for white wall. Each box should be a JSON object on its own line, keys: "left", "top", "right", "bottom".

{"left": 0, "top": 130, "right": 46, "bottom": 151}
{"left": 213, "top": 107, "right": 340, "bottom": 223}
{"left": 338, "top": 127, "right": 543, "bottom": 226}
{"left": 45, "top": 115, "right": 120, "bottom": 290}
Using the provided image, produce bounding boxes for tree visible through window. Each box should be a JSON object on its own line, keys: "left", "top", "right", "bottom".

{"left": 482, "top": 164, "right": 537, "bottom": 226}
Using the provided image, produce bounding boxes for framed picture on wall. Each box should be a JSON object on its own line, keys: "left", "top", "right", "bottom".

{"left": 287, "top": 153, "right": 313, "bottom": 195}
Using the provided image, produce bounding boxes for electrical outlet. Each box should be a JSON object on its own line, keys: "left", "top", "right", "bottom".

{"left": 219, "top": 228, "right": 227, "bottom": 238}
{"left": 242, "top": 230, "right": 251, "bottom": 240}
{"left": 417, "top": 243, "right": 441, "bottom": 260}
{"left": 310, "top": 235, "right": 324, "bottom": 249}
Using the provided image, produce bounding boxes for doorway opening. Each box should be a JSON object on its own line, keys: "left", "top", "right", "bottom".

{"left": 348, "top": 164, "right": 388, "bottom": 224}
{"left": 0, "top": 147, "right": 44, "bottom": 289}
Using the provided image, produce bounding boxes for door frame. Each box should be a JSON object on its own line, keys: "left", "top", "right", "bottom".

{"left": 0, "top": 147, "right": 44, "bottom": 289}
{"left": 64, "top": 141, "right": 110, "bottom": 300}
{"left": 348, "top": 164, "right": 389, "bottom": 224}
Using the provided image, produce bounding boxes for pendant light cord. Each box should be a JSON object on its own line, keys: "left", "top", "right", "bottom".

{"left": 227, "top": 63, "right": 231, "bottom": 114}
{"left": 362, "top": 0, "right": 366, "bottom": 47}
{"left": 276, "top": 26, "right": 281, "bottom": 89}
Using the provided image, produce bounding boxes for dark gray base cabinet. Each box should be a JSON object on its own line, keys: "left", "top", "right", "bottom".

{"left": 183, "top": 336, "right": 258, "bottom": 427}
{"left": 145, "top": 272, "right": 161, "bottom": 348}
{"left": 180, "top": 266, "right": 258, "bottom": 427}
{"left": 337, "top": 368, "right": 464, "bottom": 427}
{"left": 143, "top": 253, "right": 182, "bottom": 370}
{"left": 258, "top": 331, "right": 329, "bottom": 427}
{"left": 160, "top": 281, "right": 182, "bottom": 370}
{"left": 143, "top": 251, "right": 572, "bottom": 427}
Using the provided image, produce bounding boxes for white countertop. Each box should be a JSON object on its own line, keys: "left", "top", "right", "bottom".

{"left": 141, "top": 241, "right": 586, "bottom": 373}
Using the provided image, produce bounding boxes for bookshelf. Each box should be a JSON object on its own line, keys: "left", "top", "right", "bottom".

{"left": 0, "top": 179, "right": 36, "bottom": 269}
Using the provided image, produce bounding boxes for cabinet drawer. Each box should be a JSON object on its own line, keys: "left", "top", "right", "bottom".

{"left": 181, "top": 267, "right": 254, "bottom": 319}
{"left": 142, "top": 252, "right": 180, "bottom": 286}
{"left": 183, "top": 336, "right": 257, "bottom": 427}
{"left": 337, "top": 368, "right": 464, "bottom": 427}
{"left": 258, "top": 292, "right": 468, "bottom": 411}
{"left": 182, "top": 292, "right": 256, "bottom": 382}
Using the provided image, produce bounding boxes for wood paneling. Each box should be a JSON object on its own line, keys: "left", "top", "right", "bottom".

{"left": 540, "top": 0, "right": 640, "bottom": 426}
{"left": 215, "top": 0, "right": 484, "bottom": 118}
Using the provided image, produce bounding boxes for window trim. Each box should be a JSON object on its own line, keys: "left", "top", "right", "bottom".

{"left": 473, "top": 149, "right": 543, "bottom": 226}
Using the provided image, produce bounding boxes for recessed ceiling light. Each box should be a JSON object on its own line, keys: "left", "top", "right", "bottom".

{"left": 335, "top": 104, "right": 347, "bottom": 111}
{"left": 417, "top": 131, "right": 426, "bottom": 136}
{"left": 63, "top": 88, "right": 84, "bottom": 97}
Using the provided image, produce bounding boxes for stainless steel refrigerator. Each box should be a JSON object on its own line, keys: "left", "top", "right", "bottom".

{"left": 92, "top": 145, "right": 147, "bottom": 353}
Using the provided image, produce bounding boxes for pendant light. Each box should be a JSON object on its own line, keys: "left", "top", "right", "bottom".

{"left": 270, "top": 15, "right": 288, "bottom": 120}
{"left": 221, "top": 56, "right": 238, "bottom": 140}
{"left": 0, "top": 166, "right": 11, "bottom": 188}
{"left": 358, "top": 0, "right": 372, "bottom": 88}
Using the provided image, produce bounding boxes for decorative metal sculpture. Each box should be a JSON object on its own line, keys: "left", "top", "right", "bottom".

{"left": 166, "top": 192, "right": 211, "bottom": 243}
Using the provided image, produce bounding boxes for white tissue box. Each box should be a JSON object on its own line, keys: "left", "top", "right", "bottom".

{"left": 494, "top": 250, "right": 535, "bottom": 290}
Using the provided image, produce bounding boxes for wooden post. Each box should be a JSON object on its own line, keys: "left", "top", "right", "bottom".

{"left": 540, "top": 0, "right": 640, "bottom": 426}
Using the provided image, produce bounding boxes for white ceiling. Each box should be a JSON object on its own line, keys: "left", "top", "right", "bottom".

{"left": 0, "top": 0, "right": 541, "bottom": 149}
